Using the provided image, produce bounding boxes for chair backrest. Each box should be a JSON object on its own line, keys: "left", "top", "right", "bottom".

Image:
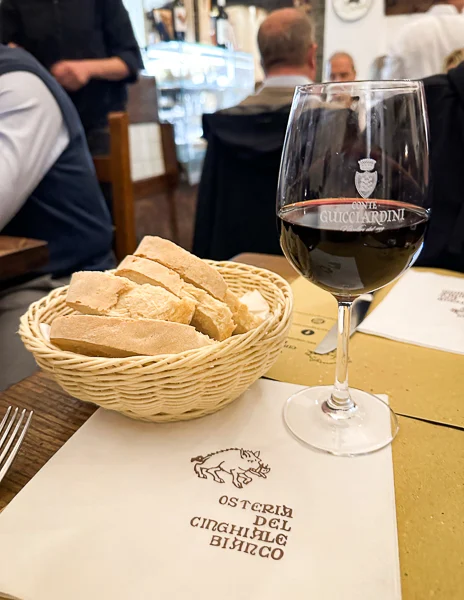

{"left": 127, "top": 75, "right": 159, "bottom": 124}
{"left": 127, "top": 76, "right": 179, "bottom": 196}
{"left": 93, "top": 112, "right": 137, "bottom": 261}
{"left": 193, "top": 109, "right": 291, "bottom": 260}
{"left": 93, "top": 78, "right": 180, "bottom": 260}
{"left": 126, "top": 76, "right": 180, "bottom": 243}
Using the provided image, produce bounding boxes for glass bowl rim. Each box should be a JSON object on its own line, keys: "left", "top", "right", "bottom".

{"left": 296, "top": 80, "right": 424, "bottom": 94}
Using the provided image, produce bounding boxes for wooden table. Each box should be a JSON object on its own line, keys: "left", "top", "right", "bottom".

{"left": 0, "top": 254, "right": 462, "bottom": 599}
{"left": 0, "top": 236, "right": 48, "bottom": 281}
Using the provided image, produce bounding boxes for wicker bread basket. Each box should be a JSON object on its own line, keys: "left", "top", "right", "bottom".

{"left": 19, "top": 261, "right": 293, "bottom": 423}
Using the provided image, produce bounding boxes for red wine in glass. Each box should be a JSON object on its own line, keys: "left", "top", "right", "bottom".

{"left": 279, "top": 198, "right": 429, "bottom": 299}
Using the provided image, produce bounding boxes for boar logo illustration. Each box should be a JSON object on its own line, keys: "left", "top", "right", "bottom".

{"left": 191, "top": 448, "right": 270, "bottom": 488}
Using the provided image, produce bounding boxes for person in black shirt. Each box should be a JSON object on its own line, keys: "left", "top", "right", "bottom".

{"left": 0, "top": 0, "right": 144, "bottom": 153}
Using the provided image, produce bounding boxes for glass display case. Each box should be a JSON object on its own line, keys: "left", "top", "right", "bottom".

{"left": 143, "top": 42, "right": 254, "bottom": 184}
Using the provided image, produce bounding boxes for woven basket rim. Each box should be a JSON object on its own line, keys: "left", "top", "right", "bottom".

{"left": 19, "top": 260, "right": 293, "bottom": 367}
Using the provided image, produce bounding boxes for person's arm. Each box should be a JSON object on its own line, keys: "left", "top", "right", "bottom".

{"left": 84, "top": 57, "right": 130, "bottom": 80}
{"left": 0, "top": 0, "right": 22, "bottom": 45}
{"left": 0, "top": 72, "right": 70, "bottom": 230}
{"left": 50, "top": 0, "right": 144, "bottom": 92}
{"left": 101, "top": 0, "right": 144, "bottom": 83}
{"left": 51, "top": 57, "right": 130, "bottom": 92}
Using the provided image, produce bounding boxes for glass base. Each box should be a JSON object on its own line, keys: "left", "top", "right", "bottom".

{"left": 283, "top": 386, "right": 399, "bottom": 457}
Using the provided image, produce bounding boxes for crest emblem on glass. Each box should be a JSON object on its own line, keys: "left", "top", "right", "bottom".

{"left": 355, "top": 158, "right": 377, "bottom": 198}
{"left": 277, "top": 81, "right": 430, "bottom": 456}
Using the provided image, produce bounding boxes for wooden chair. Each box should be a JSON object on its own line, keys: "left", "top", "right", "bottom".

{"left": 127, "top": 76, "right": 180, "bottom": 244}
{"left": 93, "top": 77, "right": 180, "bottom": 262}
{"left": 93, "top": 112, "right": 137, "bottom": 261}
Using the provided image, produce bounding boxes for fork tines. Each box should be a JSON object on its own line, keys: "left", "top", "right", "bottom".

{"left": 0, "top": 406, "right": 33, "bottom": 484}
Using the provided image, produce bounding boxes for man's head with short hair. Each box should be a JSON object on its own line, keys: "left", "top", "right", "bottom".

{"left": 328, "top": 52, "right": 356, "bottom": 82}
{"left": 257, "top": 8, "right": 317, "bottom": 80}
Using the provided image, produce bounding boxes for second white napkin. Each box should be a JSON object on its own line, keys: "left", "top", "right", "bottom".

{"left": 358, "top": 270, "right": 464, "bottom": 354}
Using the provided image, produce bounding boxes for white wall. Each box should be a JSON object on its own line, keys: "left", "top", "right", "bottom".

{"left": 323, "top": 5, "right": 423, "bottom": 81}
{"left": 323, "top": 2, "right": 386, "bottom": 81}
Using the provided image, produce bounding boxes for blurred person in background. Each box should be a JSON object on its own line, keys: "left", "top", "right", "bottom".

{"left": 0, "top": 0, "right": 144, "bottom": 155}
{"left": 0, "top": 45, "right": 113, "bottom": 390}
{"left": 194, "top": 8, "right": 317, "bottom": 259}
{"left": 224, "top": 8, "right": 316, "bottom": 113}
{"left": 326, "top": 52, "right": 356, "bottom": 82}
{"left": 384, "top": 0, "right": 464, "bottom": 80}
{"left": 443, "top": 47, "right": 464, "bottom": 71}
{"left": 369, "top": 55, "right": 387, "bottom": 80}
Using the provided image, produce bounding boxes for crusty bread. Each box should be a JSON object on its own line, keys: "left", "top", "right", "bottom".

{"left": 50, "top": 315, "right": 213, "bottom": 358}
{"left": 135, "top": 236, "right": 227, "bottom": 301}
{"left": 224, "top": 290, "right": 263, "bottom": 334}
{"left": 67, "top": 270, "right": 130, "bottom": 314}
{"left": 115, "top": 256, "right": 234, "bottom": 341}
{"left": 115, "top": 255, "right": 184, "bottom": 297}
{"left": 132, "top": 237, "right": 262, "bottom": 335}
{"left": 66, "top": 271, "right": 195, "bottom": 325}
{"left": 183, "top": 283, "right": 235, "bottom": 341}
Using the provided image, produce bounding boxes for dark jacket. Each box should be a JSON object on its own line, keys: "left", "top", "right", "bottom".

{"left": 0, "top": 46, "right": 114, "bottom": 277}
{"left": 418, "top": 65, "right": 464, "bottom": 272}
{"left": 193, "top": 109, "right": 290, "bottom": 260}
{"left": 0, "top": 0, "right": 143, "bottom": 132}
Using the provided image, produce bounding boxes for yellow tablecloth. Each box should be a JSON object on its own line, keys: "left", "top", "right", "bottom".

{"left": 265, "top": 266, "right": 464, "bottom": 599}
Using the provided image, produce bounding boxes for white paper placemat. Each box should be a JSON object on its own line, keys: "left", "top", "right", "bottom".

{"left": 358, "top": 270, "right": 464, "bottom": 355}
{"left": 0, "top": 380, "right": 401, "bottom": 600}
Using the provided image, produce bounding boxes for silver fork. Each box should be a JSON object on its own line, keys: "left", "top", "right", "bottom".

{"left": 0, "top": 407, "right": 33, "bottom": 485}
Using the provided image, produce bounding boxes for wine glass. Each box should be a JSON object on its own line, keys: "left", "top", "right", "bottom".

{"left": 277, "top": 81, "right": 430, "bottom": 456}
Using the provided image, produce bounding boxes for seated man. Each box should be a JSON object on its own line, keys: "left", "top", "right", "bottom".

{"left": 326, "top": 52, "right": 356, "bottom": 82}
{"left": 0, "top": 45, "right": 114, "bottom": 390}
{"left": 194, "top": 9, "right": 316, "bottom": 258}
{"left": 224, "top": 8, "right": 316, "bottom": 114}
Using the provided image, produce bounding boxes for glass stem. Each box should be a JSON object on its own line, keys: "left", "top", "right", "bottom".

{"left": 328, "top": 301, "right": 356, "bottom": 412}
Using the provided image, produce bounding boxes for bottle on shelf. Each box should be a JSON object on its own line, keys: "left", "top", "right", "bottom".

{"left": 215, "top": 0, "right": 229, "bottom": 49}
{"left": 172, "top": 0, "right": 188, "bottom": 41}
{"left": 147, "top": 9, "right": 171, "bottom": 42}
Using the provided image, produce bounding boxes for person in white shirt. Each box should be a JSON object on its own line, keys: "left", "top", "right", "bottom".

{"left": 225, "top": 8, "right": 317, "bottom": 113}
{"left": 0, "top": 72, "right": 70, "bottom": 230}
{"left": 384, "top": 0, "right": 464, "bottom": 80}
{"left": 0, "top": 45, "right": 113, "bottom": 391}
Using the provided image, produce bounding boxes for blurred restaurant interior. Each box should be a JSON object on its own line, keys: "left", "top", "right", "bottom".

{"left": 0, "top": 1, "right": 464, "bottom": 598}
{"left": 115, "top": 0, "right": 440, "bottom": 248}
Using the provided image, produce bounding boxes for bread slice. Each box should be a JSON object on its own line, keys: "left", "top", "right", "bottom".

{"left": 66, "top": 271, "right": 195, "bottom": 325}
{"left": 115, "top": 255, "right": 197, "bottom": 317}
{"left": 224, "top": 290, "right": 263, "bottom": 334}
{"left": 183, "top": 283, "right": 235, "bottom": 341}
{"left": 135, "top": 236, "right": 227, "bottom": 301}
{"left": 131, "top": 236, "right": 262, "bottom": 336}
{"left": 115, "top": 256, "right": 234, "bottom": 341}
{"left": 115, "top": 255, "right": 184, "bottom": 297}
{"left": 50, "top": 315, "right": 213, "bottom": 358}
